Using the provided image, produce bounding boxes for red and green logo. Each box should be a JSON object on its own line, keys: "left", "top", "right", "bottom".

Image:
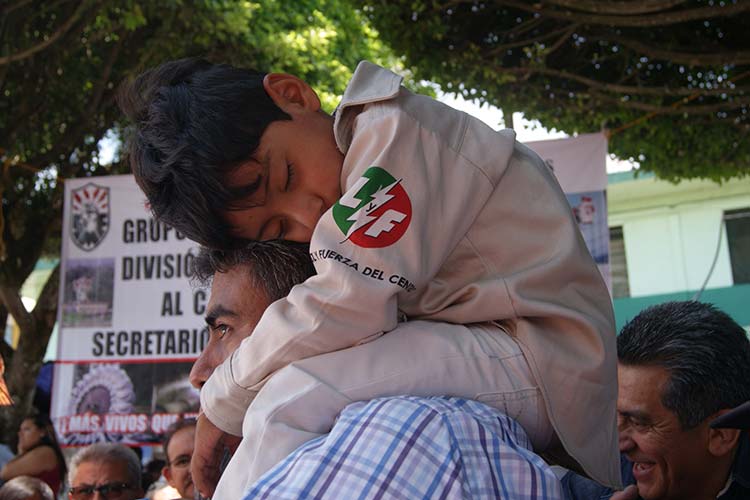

{"left": 333, "top": 167, "right": 412, "bottom": 248}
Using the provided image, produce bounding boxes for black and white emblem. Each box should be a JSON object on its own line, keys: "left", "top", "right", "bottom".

{"left": 71, "top": 183, "right": 110, "bottom": 251}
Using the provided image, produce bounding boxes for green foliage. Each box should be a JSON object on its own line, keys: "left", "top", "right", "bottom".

{"left": 0, "top": 0, "right": 403, "bottom": 414}
{"left": 0, "top": 0, "right": 399, "bottom": 284}
{"left": 358, "top": 0, "right": 750, "bottom": 181}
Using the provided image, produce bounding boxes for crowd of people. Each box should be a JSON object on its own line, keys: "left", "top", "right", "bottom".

{"left": 0, "top": 57, "right": 748, "bottom": 499}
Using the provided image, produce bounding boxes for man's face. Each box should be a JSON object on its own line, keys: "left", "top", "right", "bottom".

{"left": 189, "top": 265, "right": 272, "bottom": 388}
{"left": 163, "top": 425, "right": 196, "bottom": 499}
{"left": 222, "top": 74, "right": 343, "bottom": 243}
{"left": 617, "top": 363, "right": 715, "bottom": 500}
{"left": 70, "top": 460, "right": 142, "bottom": 500}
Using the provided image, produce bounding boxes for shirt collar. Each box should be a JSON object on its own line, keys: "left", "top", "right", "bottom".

{"left": 730, "top": 431, "right": 750, "bottom": 489}
{"left": 333, "top": 61, "right": 403, "bottom": 154}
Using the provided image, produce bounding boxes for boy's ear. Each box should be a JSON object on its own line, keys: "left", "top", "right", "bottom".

{"left": 263, "top": 73, "right": 321, "bottom": 114}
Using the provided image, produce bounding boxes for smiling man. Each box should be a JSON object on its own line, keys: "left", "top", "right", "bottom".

{"left": 615, "top": 301, "right": 750, "bottom": 500}
{"left": 562, "top": 301, "right": 750, "bottom": 500}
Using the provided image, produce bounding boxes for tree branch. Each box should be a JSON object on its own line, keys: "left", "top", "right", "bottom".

{"left": 589, "top": 90, "right": 750, "bottom": 114}
{"left": 30, "top": 263, "right": 60, "bottom": 329}
{"left": 488, "top": 24, "right": 576, "bottom": 56}
{"left": 0, "top": 0, "right": 33, "bottom": 16}
{"left": 83, "top": 33, "right": 123, "bottom": 118}
{"left": 598, "top": 34, "right": 750, "bottom": 66}
{"left": 541, "top": 0, "right": 688, "bottom": 16}
{"left": 0, "top": 1, "right": 88, "bottom": 65}
{"left": 494, "top": 0, "right": 750, "bottom": 27}
{"left": 504, "top": 15, "right": 544, "bottom": 38}
{"left": 494, "top": 64, "right": 750, "bottom": 97}
{"left": 545, "top": 23, "right": 578, "bottom": 59}
{"left": 0, "top": 284, "right": 33, "bottom": 333}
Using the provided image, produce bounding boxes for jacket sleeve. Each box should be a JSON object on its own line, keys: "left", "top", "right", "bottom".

{"left": 200, "top": 99, "right": 516, "bottom": 435}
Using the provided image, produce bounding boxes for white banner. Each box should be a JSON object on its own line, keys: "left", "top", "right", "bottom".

{"left": 526, "top": 133, "right": 611, "bottom": 291}
{"left": 52, "top": 175, "right": 206, "bottom": 445}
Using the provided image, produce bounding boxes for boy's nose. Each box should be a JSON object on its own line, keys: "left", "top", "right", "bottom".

{"left": 285, "top": 195, "right": 325, "bottom": 241}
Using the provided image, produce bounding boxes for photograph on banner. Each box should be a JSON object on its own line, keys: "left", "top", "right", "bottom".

{"left": 53, "top": 175, "right": 205, "bottom": 445}
{"left": 55, "top": 361, "right": 198, "bottom": 446}
{"left": 61, "top": 258, "right": 115, "bottom": 328}
{"left": 566, "top": 191, "right": 609, "bottom": 264}
{"left": 526, "top": 133, "right": 612, "bottom": 290}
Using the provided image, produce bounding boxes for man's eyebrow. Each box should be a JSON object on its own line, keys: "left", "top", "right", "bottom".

{"left": 205, "top": 305, "right": 237, "bottom": 327}
{"left": 618, "top": 409, "right": 650, "bottom": 421}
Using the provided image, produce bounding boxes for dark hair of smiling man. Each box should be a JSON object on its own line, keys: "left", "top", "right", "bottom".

{"left": 118, "top": 58, "right": 291, "bottom": 249}
{"left": 616, "top": 300, "right": 750, "bottom": 500}
{"left": 618, "top": 301, "right": 750, "bottom": 428}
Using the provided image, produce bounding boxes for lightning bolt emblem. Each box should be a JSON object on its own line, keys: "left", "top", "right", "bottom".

{"left": 341, "top": 178, "right": 402, "bottom": 242}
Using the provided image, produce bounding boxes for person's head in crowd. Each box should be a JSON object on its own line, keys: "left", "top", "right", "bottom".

{"left": 616, "top": 301, "right": 750, "bottom": 500}
{"left": 189, "top": 240, "right": 314, "bottom": 388}
{"left": 0, "top": 476, "right": 54, "bottom": 500}
{"left": 161, "top": 419, "right": 197, "bottom": 499}
{"left": 68, "top": 443, "right": 144, "bottom": 500}
{"left": 0, "top": 414, "right": 67, "bottom": 494}
{"left": 17, "top": 414, "right": 65, "bottom": 468}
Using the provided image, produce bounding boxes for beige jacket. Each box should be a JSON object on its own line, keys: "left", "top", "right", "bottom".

{"left": 201, "top": 61, "right": 620, "bottom": 487}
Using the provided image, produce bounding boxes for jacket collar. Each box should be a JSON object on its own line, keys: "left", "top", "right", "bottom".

{"left": 333, "top": 61, "right": 403, "bottom": 154}
{"left": 731, "top": 432, "right": 750, "bottom": 490}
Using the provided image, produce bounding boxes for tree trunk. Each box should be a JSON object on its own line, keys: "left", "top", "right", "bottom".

{"left": 503, "top": 107, "right": 515, "bottom": 131}
{"left": 0, "top": 264, "right": 60, "bottom": 442}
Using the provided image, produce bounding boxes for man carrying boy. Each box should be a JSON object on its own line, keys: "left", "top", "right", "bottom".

{"left": 120, "top": 58, "right": 620, "bottom": 497}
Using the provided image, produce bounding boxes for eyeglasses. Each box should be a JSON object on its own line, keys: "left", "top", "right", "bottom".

{"left": 69, "top": 482, "right": 132, "bottom": 499}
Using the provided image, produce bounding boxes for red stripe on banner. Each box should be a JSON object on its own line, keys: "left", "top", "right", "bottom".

{"left": 54, "top": 357, "right": 198, "bottom": 365}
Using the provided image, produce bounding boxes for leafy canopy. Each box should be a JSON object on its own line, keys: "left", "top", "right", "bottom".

{"left": 0, "top": 0, "right": 401, "bottom": 280}
{"left": 359, "top": 0, "right": 750, "bottom": 181}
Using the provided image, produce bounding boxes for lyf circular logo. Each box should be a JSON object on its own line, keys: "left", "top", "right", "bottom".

{"left": 333, "top": 167, "right": 412, "bottom": 248}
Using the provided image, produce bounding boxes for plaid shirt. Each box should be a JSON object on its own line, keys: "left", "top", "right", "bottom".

{"left": 243, "top": 396, "right": 563, "bottom": 499}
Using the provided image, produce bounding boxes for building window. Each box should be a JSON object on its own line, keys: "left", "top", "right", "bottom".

{"left": 725, "top": 208, "right": 750, "bottom": 285}
{"left": 609, "top": 226, "right": 630, "bottom": 298}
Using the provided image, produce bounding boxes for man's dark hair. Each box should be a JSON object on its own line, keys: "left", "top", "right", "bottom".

{"left": 118, "top": 58, "right": 291, "bottom": 248}
{"left": 618, "top": 301, "right": 750, "bottom": 429}
{"left": 192, "top": 240, "right": 315, "bottom": 302}
{"left": 162, "top": 417, "right": 196, "bottom": 463}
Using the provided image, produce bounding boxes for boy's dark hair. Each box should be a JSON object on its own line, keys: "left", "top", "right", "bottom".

{"left": 618, "top": 301, "right": 750, "bottom": 429}
{"left": 192, "top": 240, "right": 315, "bottom": 302}
{"left": 118, "top": 58, "right": 290, "bottom": 248}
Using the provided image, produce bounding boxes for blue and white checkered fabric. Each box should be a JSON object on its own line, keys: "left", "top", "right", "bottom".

{"left": 243, "top": 396, "right": 563, "bottom": 500}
